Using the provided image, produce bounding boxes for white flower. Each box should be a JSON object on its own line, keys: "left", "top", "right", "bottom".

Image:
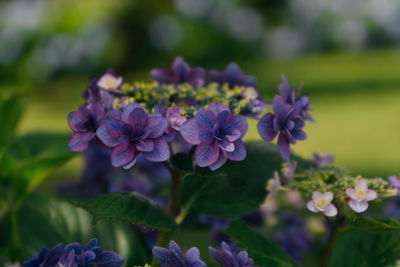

{"left": 97, "top": 72, "right": 123, "bottom": 93}
{"left": 266, "top": 171, "right": 281, "bottom": 199}
{"left": 346, "top": 178, "right": 377, "bottom": 213}
{"left": 307, "top": 191, "right": 337, "bottom": 217}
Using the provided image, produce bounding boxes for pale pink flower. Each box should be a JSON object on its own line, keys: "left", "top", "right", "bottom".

{"left": 346, "top": 179, "right": 377, "bottom": 213}
{"left": 266, "top": 171, "right": 281, "bottom": 199}
{"left": 97, "top": 71, "right": 123, "bottom": 93}
{"left": 307, "top": 191, "right": 337, "bottom": 217}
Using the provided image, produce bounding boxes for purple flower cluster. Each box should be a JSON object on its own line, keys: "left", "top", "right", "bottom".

{"left": 96, "top": 103, "right": 170, "bottom": 169}
{"left": 209, "top": 241, "right": 257, "bottom": 267}
{"left": 181, "top": 102, "right": 248, "bottom": 170}
{"left": 23, "top": 238, "right": 124, "bottom": 267}
{"left": 209, "top": 63, "right": 256, "bottom": 88}
{"left": 153, "top": 240, "right": 256, "bottom": 267}
{"left": 152, "top": 240, "right": 207, "bottom": 267}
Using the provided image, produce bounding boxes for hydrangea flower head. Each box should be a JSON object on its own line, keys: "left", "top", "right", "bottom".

{"left": 152, "top": 240, "right": 206, "bottom": 267}
{"left": 346, "top": 178, "right": 377, "bottom": 213}
{"left": 209, "top": 63, "right": 256, "bottom": 88}
{"left": 23, "top": 243, "right": 64, "bottom": 267}
{"left": 257, "top": 95, "right": 306, "bottom": 161}
{"left": 388, "top": 175, "right": 400, "bottom": 193}
{"left": 97, "top": 69, "right": 124, "bottom": 93}
{"left": 68, "top": 103, "right": 105, "bottom": 152}
{"left": 180, "top": 102, "right": 248, "bottom": 170}
{"left": 278, "top": 74, "right": 314, "bottom": 122}
{"left": 306, "top": 191, "right": 337, "bottom": 217}
{"left": 96, "top": 103, "right": 170, "bottom": 169}
{"left": 311, "top": 152, "right": 335, "bottom": 168}
{"left": 208, "top": 241, "right": 257, "bottom": 267}
{"left": 150, "top": 56, "right": 205, "bottom": 86}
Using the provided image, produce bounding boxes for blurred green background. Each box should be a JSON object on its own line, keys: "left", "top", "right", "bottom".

{"left": 1, "top": 0, "right": 399, "bottom": 179}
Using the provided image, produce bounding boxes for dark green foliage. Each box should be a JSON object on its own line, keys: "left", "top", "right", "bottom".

{"left": 74, "top": 192, "right": 178, "bottom": 231}
{"left": 179, "top": 141, "right": 283, "bottom": 218}
{"left": 342, "top": 205, "right": 400, "bottom": 232}
{"left": 226, "top": 220, "right": 296, "bottom": 267}
{"left": 328, "top": 229, "right": 400, "bottom": 267}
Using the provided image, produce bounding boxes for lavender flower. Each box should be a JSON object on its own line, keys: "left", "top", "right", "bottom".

{"left": 278, "top": 74, "right": 314, "bottom": 122}
{"left": 83, "top": 78, "right": 115, "bottom": 110}
{"left": 150, "top": 56, "right": 205, "bottom": 86}
{"left": 63, "top": 238, "right": 124, "bottom": 267}
{"left": 257, "top": 95, "right": 306, "bottom": 161}
{"left": 311, "top": 152, "right": 335, "bottom": 168}
{"left": 209, "top": 63, "right": 256, "bottom": 88}
{"left": 23, "top": 243, "right": 64, "bottom": 267}
{"left": 68, "top": 104, "right": 105, "bottom": 152}
{"left": 96, "top": 103, "right": 170, "bottom": 169}
{"left": 180, "top": 102, "right": 248, "bottom": 170}
{"left": 96, "top": 69, "right": 124, "bottom": 94}
{"left": 346, "top": 179, "right": 377, "bottom": 213}
{"left": 208, "top": 241, "right": 256, "bottom": 267}
{"left": 384, "top": 196, "right": 400, "bottom": 219}
{"left": 23, "top": 239, "right": 124, "bottom": 267}
{"left": 266, "top": 171, "right": 281, "bottom": 199}
{"left": 388, "top": 175, "right": 400, "bottom": 193}
{"left": 277, "top": 213, "right": 313, "bottom": 266}
{"left": 152, "top": 240, "right": 206, "bottom": 267}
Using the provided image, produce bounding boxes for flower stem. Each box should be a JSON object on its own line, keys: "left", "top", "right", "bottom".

{"left": 9, "top": 210, "right": 21, "bottom": 262}
{"left": 151, "top": 163, "right": 183, "bottom": 266}
{"left": 319, "top": 215, "right": 344, "bottom": 267}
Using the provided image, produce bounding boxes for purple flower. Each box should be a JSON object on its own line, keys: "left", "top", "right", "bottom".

{"left": 152, "top": 240, "right": 206, "bottom": 267}
{"left": 311, "top": 152, "right": 335, "bottom": 168}
{"left": 257, "top": 95, "right": 306, "bottom": 161}
{"left": 388, "top": 175, "right": 400, "bottom": 193}
{"left": 282, "top": 161, "right": 297, "bottom": 183}
{"left": 83, "top": 78, "right": 115, "bottom": 110}
{"left": 68, "top": 104, "right": 105, "bottom": 152}
{"left": 150, "top": 56, "right": 205, "bottom": 86}
{"left": 208, "top": 241, "right": 256, "bottom": 267}
{"left": 96, "top": 69, "right": 124, "bottom": 94}
{"left": 384, "top": 196, "right": 400, "bottom": 219}
{"left": 277, "top": 213, "right": 313, "bottom": 266}
{"left": 62, "top": 238, "right": 124, "bottom": 267}
{"left": 180, "top": 102, "right": 248, "bottom": 170}
{"left": 23, "top": 243, "right": 64, "bottom": 267}
{"left": 278, "top": 74, "right": 314, "bottom": 122}
{"left": 23, "top": 239, "right": 124, "bottom": 267}
{"left": 209, "top": 63, "right": 256, "bottom": 88}
{"left": 96, "top": 103, "right": 170, "bottom": 169}
{"left": 346, "top": 179, "right": 377, "bottom": 213}
{"left": 198, "top": 214, "right": 230, "bottom": 230}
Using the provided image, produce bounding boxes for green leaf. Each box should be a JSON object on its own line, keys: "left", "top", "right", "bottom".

{"left": 13, "top": 194, "right": 149, "bottom": 266}
{"left": 179, "top": 141, "right": 283, "bottom": 218}
{"left": 328, "top": 229, "right": 400, "bottom": 267}
{"left": 225, "top": 221, "right": 296, "bottom": 267}
{"left": 0, "top": 94, "right": 25, "bottom": 156}
{"left": 342, "top": 205, "right": 400, "bottom": 232}
{"left": 74, "top": 192, "right": 178, "bottom": 231}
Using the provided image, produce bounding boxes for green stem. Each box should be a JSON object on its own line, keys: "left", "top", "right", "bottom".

{"left": 9, "top": 210, "right": 21, "bottom": 262}
{"left": 151, "top": 164, "right": 183, "bottom": 266}
{"left": 319, "top": 215, "right": 345, "bottom": 267}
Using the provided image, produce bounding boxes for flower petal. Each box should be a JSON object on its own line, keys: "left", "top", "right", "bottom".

{"left": 208, "top": 102, "right": 230, "bottom": 117}
{"left": 257, "top": 113, "right": 277, "bottom": 141}
{"left": 128, "top": 107, "right": 147, "bottom": 131}
{"left": 224, "top": 129, "right": 241, "bottom": 142}
{"left": 195, "top": 141, "right": 220, "bottom": 167}
{"left": 136, "top": 139, "right": 154, "bottom": 152}
{"left": 355, "top": 179, "right": 368, "bottom": 193}
{"left": 68, "top": 111, "right": 82, "bottom": 132}
{"left": 323, "top": 204, "right": 338, "bottom": 217}
{"left": 346, "top": 188, "right": 357, "bottom": 200}
{"left": 198, "top": 128, "right": 214, "bottom": 143}
{"left": 169, "top": 240, "right": 184, "bottom": 266}
{"left": 180, "top": 118, "right": 201, "bottom": 145}
{"left": 209, "top": 153, "right": 227, "bottom": 171}
{"left": 68, "top": 132, "right": 95, "bottom": 152}
{"left": 122, "top": 155, "right": 138, "bottom": 169}
{"left": 185, "top": 247, "right": 200, "bottom": 265}
{"left": 219, "top": 140, "right": 235, "bottom": 152}
{"left": 365, "top": 189, "right": 377, "bottom": 201}
{"left": 312, "top": 191, "right": 323, "bottom": 200}
{"left": 225, "top": 139, "right": 246, "bottom": 161}
{"left": 111, "top": 143, "right": 135, "bottom": 167}
{"left": 121, "top": 103, "right": 143, "bottom": 124}
{"left": 152, "top": 247, "right": 170, "bottom": 267}
{"left": 146, "top": 114, "right": 168, "bottom": 139}
{"left": 277, "top": 133, "right": 290, "bottom": 161}
{"left": 272, "top": 95, "right": 291, "bottom": 119}
{"left": 196, "top": 110, "right": 216, "bottom": 130}
{"left": 230, "top": 114, "right": 248, "bottom": 138}
{"left": 322, "top": 191, "right": 333, "bottom": 203}
{"left": 307, "top": 201, "right": 318, "bottom": 213}
{"left": 96, "top": 122, "right": 120, "bottom": 147}
{"left": 291, "top": 129, "right": 307, "bottom": 140}
{"left": 348, "top": 200, "right": 368, "bottom": 213}
{"left": 142, "top": 137, "right": 170, "bottom": 162}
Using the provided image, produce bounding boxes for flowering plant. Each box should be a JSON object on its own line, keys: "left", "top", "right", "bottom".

{"left": 2, "top": 57, "right": 400, "bottom": 267}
